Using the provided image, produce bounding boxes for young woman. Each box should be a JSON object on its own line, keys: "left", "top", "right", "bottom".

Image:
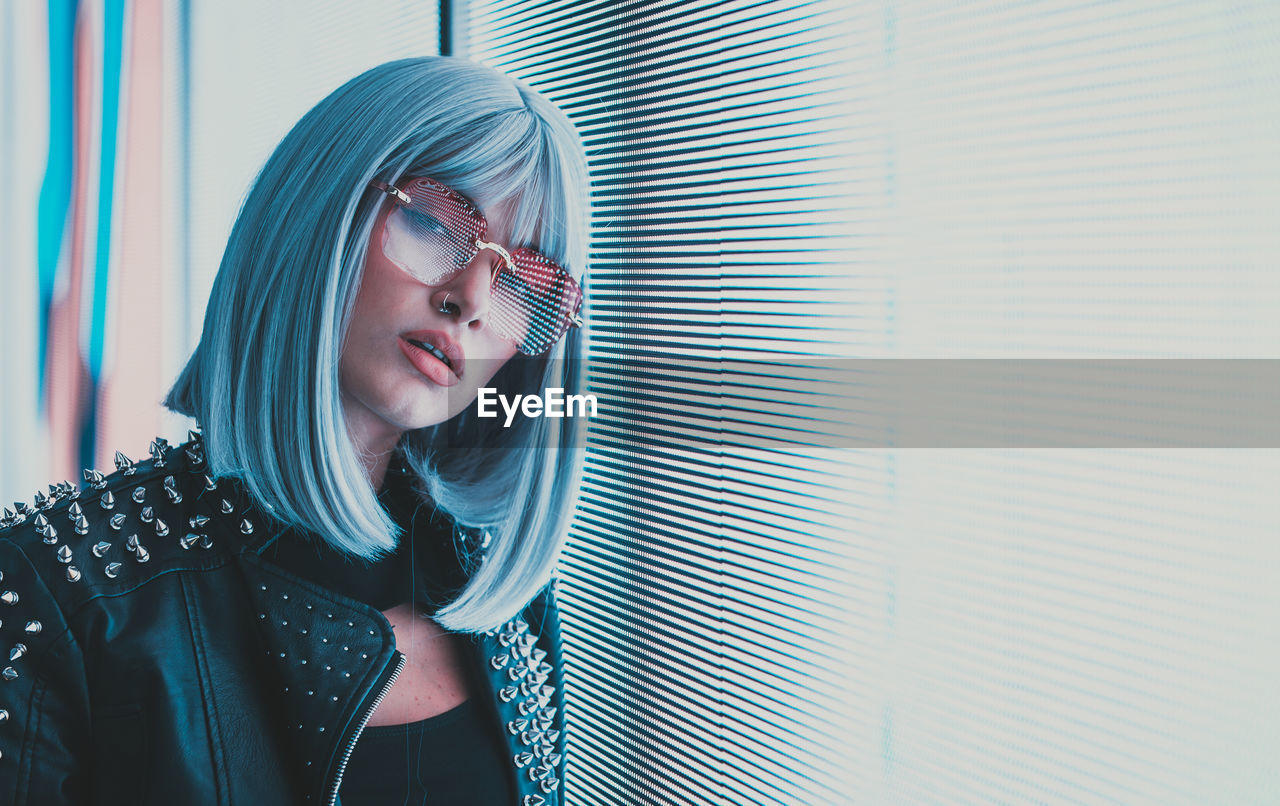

{"left": 0, "top": 56, "right": 589, "bottom": 806}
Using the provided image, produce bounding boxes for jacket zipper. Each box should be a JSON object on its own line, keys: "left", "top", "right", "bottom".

{"left": 322, "top": 650, "right": 407, "bottom": 806}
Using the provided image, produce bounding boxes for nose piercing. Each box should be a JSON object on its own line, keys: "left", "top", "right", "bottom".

{"left": 439, "top": 293, "right": 452, "bottom": 314}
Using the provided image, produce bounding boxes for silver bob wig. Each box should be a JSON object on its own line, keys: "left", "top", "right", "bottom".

{"left": 165, "top": 57, "right": 591, "bottom": 632}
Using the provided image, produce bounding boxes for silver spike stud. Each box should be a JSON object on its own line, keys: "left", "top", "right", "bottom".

{"left": 154, "top": 519, "right": 169, "bottom": 538}
{"left": 140, "top": 506, "right": 154, "bottom": 523}
{"left": 240, "top": 519, "right": 253, "bottom": 535}
{"left": 104, "top": 562, "right": 122, "bottom": 579}
{"left": 9, "top": 644, "right": 26, "bottom": 662}
{"left": 135, "top": 546, "right": 150, "bottom": 563}
{"left": 92, "top": 541, "right": 112, "bottom": 558}
{"left": 189, "top": 514, "right": 209, "bottom": 529}
{"left": 499, "top": 685, "right": 519, "bottom": 702}
{"left": 204, "top": 475, "right": 217, "bottom": 492}
{"left": 0, "top": 709, "right": 7, "bottom": 723}
{"left": 523, "top": 796, "right": 546, "bottom": 806}
{"left": 99, "top": 491, "right": 115, "bottom": 510}
{"left": 220, "top": 499, "right": 233, "bottom": 515}
{"left": 2, "top": 667, "right": 17, "bottom": 682}
{"left": 33, "top": 490, "right": 48, "bottom": 509}
{"left": 132, "top": 486, "right": 146, "bottom": 503}
{"left": 83, "top": 468, "right": 106, "bottom": 488}
{"left": 514, "top": 752, "right": 535, "bottom": 768}
{"left": 38, "top": 523, "right": 58, "bottom": 545}
{"left": 125, "top": 534, "right": 140, "bottom": 551}
{"left": 149, "top": 438, "right": 168, "bottom": 467}
{"left": 180, "top": 534, "right": 200, "bottom": 550}
{"left": 109, "top": 513, "right": 126, "bottom": 531}
{"left": 67, "top": 502, "right": 83, "bottom": 520}
{"left": 490, "top": 654, "right": 510, "bottom": 670}
{"left": 34, "top": 513, "right": 48, "bottom": 530}
{"left": 114, "top": 450, "right": 134, "bottom": 473}
{"left": 74, "top": 515, "right": 90, "bottom": 535}
{"left": 56, "top": 546, "right": 72, "bottom": 564}
{"left": 200, "top": 534, "right": 214, "bottom": 550}
{"left": 0, "top": 591, "right": 17, "bottom": 605}
{"left": 24, "top": 620, "right": 41, "bottom": 635}
{"left": 65, "top": 566, "right": 81, "bottom": 583}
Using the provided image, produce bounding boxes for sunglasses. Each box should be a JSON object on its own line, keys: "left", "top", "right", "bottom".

{"left": 370, "top": 177, "right": 583, "bottom": 356}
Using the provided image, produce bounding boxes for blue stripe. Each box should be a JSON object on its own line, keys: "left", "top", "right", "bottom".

{"left": 90, "top": 0, "right": 127, "bottom": 380}
{"left": 36, "top": 0, "right": 79, "bottom": 401}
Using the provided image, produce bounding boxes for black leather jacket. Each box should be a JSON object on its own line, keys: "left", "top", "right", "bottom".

{"left": 0, "top": 436, "right": 565, "bottom": 806}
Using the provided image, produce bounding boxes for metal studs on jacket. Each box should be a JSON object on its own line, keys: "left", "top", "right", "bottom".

{"left": 0, "top": 430, "right": 229, "bottom": 753}
{"left": 487, "top": 618, "right": 562, "bottom": 796}
{"left": 2, "top": 430, "right": 237, "bottom": 591}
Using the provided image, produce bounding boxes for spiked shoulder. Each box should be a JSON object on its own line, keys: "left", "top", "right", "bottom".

{"left": 0, "top": 432, "right": 265, "bottom": 614}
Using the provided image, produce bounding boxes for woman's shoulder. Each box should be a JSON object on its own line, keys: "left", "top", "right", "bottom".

{"left": 0, "top": 432, "right": 263, "bottom": 615}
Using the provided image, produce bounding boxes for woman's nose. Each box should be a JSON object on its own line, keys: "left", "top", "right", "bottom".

{"left": 433, "top": 248, "right": 501, "bottom": 326}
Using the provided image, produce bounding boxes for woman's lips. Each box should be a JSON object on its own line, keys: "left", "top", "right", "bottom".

{"left": 398, "top": 337, "right": 460, "bottom": 387}
{"left": 401, "top": 329, "right": 465, "bottom": 378}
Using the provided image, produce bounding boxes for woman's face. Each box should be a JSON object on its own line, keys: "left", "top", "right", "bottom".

{"left": 339, "top": 186, "right": 523, "bottom": 456}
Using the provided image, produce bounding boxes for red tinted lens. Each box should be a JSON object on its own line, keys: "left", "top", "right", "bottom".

{"left": 403, "top": 177, "right": 486, "bottom": 252}
{"left": 380, "top": 178, "right": 486, "bottom": 284}
{"left": 490, "top": 248, "right": 582, "bottom": 355}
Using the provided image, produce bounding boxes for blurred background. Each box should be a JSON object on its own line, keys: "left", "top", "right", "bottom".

{"left": 1, "top": 1, "right": 1278, "bottom": 804}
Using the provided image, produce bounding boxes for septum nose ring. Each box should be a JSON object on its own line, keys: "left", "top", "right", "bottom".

{"left": 439, "top": 292, "right": 452, "bottom": 314}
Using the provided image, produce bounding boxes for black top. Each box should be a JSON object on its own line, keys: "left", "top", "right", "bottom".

{"left": 342, "top": 699, "right": 516, "bottom": 806}
{"left": 261, "top": 462, "right": 515, "bottom": 806}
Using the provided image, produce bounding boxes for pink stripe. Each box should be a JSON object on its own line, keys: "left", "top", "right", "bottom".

{"left": 97, "top": 0, "right": 167, "bottom": 466}
{"left": 46, "top": 5, "right": 97, "bottom": 482}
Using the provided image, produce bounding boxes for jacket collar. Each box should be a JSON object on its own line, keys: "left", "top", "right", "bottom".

{"left": 236, "top": 550, "right": 401, "bottom": 804}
